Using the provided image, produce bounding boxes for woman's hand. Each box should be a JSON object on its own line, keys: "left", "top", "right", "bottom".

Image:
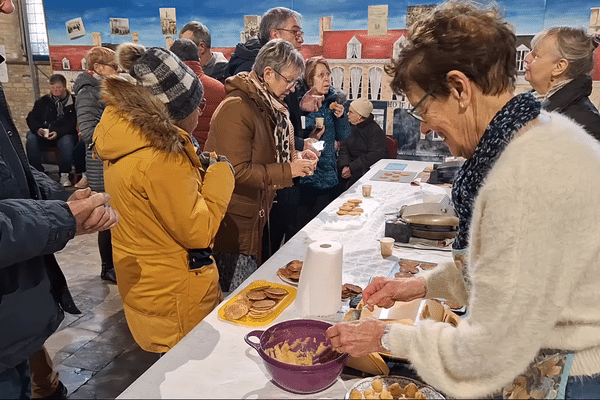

{"left": 303, "top": 138, "right": 321, "bottom": 157}
{"left": 362, "top": 277, "right": 427, "bottom": 311}
{"left": 309, "top": 126, "right": 325, "bottom": 140}
{"left": 300, "top": 149, "right": 319, "bottom": 162}
{"left": 326, "top": 319, "right": 388, "bottom": 357}
{"left": 331, "top": 103, "right": 345, "bottom": 118}
{"left": 290, "top": 158, "right": 317, "bottom": 178}
{"left": 341, "top": 166, "right": 351, "bottom": 179}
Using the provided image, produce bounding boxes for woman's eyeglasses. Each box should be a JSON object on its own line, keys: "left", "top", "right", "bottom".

{"left": 272, "top": 68, "right": 300, "bottom": 89}
{"left": 407, "top": 86, "right": 437, "bottom": 122}
{"left": 105, "top": 63, "right": 119, "bottom": 70}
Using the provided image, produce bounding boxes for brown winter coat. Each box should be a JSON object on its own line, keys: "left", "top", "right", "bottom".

{"left": 93, "top": 76, "right": 234, "bottom": 353}
{"left": 204, "top": 72, "right": 294, "bottom": 256}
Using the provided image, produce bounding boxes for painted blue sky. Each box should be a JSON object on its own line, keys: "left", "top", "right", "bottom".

{"left": 45, "top": 0, "right": 599, "bottom": 47}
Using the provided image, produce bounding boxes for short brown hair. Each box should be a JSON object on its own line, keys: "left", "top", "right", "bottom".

{"left": 304, "top": 56, "right": 330, "bottom": 88}
{"left": 385, "top": 0, "right": 516, "bottom": 99}
{"left": 49, "top": 74, "right": 66, "bottom": 86}
{"left": 85, "top": 46, "right": 116, "bottom": 71}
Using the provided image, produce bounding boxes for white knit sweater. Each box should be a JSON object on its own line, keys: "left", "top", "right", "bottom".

{"left": 383, "top": 111, "right": 600, "bottom": 398}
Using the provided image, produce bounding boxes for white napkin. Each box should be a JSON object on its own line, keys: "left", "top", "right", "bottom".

{"left": 322, "top": 198, "right": 381, "bottom": 231}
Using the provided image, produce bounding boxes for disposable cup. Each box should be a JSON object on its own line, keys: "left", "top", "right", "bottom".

{"left": 362, "top": 185, "right": 372, "bottom": 197}
{"left": 315, "top": 117, "right": 324, "bottom": 129}
{"left": 380, "top": 237, "right": 395, "bottom": 258}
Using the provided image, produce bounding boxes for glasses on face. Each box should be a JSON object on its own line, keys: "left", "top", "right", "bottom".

{"left": 272, "top": 68, "right": 300, "bottom": 89}
{"left": 198, "top": 98, "right": 206, "bottom": 112}
{"left": 102, "top": 62, "right": 119, "bottom": 70}
{"left": 276, "top": 28, "right": 304, "bottom": 40}
{"left": 407, "top": 86, "right": 437, "bottom": 123}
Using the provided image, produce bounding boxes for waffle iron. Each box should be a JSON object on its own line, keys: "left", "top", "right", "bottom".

{"left": 384, "top": 203, "right": 459, "bottom": 243}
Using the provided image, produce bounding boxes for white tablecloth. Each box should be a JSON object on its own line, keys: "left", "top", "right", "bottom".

{"left": 117, "top": 159, "right": 453, "bottom": 399}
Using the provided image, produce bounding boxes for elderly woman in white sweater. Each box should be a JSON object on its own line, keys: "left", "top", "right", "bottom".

{"left": 327, "top": 1, "right": 600, "bottom": 399}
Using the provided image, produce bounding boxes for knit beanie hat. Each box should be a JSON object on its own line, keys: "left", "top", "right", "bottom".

{"left": 350, "top": 97, "right": 373, "bottom": 118}
{"left": 116, "top": 43, "right": 203, "bottom": 120}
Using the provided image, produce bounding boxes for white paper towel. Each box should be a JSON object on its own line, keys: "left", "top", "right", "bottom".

{"left": 295, "top": 241, "right": 343, "bottom": 316}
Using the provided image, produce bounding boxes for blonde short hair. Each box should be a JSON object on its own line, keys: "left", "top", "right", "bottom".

{"left": 85, "top": 47, "right": 116, "bottom": 71}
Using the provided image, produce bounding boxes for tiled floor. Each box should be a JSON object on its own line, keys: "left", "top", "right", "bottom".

{"left": 47, "top": 233, "right": 160, "bottom": 399}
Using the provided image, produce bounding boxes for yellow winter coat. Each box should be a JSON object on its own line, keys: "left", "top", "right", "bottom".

{"left": 93, "top": 76, "right": 234, "bottom": 353}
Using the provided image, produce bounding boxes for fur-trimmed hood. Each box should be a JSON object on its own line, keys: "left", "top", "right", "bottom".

{"left": 94, "top": 75, "right": 196, "bottom": 162}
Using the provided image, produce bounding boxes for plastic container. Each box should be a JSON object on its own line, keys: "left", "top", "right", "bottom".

{"left": 244, "top": 319, "right": 349, "bottom": 394}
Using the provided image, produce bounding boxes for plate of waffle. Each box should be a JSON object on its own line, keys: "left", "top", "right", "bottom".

{"left": 276, "top": 260, "right": 302, "bottom": 286}
{"left": 218, "top": 280, "right": 297, "bottom": 326}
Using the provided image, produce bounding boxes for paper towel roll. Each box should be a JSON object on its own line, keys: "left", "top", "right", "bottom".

{"left": 295, "top": 241, "right": 343, "bottom": 316}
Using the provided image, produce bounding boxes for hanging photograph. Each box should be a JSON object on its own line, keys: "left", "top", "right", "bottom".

{"left": 243, "top": 15, "right": 260, "bottom": 41}
{"left": 160, "top": 8, "right": 177, "bottom": 35}
{"left": 65, "top": 17, "right": 85, "bottom": 39}
{"left": 110, "top": 18, "right": 130, "bottom": 36}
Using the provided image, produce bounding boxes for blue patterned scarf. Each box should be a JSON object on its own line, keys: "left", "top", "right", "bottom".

{"left": 452, "top": 93, "right": 541, "bottom": 250}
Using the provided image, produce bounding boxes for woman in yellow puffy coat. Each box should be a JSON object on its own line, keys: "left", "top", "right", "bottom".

{"left": 93, "top": 43, "right": 234, "bottom": 353}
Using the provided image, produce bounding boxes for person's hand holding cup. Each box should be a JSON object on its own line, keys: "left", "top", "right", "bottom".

{"left": 315, "top": 117, "right": 324, "bottom": 129}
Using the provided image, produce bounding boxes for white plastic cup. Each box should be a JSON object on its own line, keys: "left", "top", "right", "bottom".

{"left": 315, "top": 117, "right": 324, "bottom": 129}
{"left": 380, "top": 237, "right": 395, "bottom": 258}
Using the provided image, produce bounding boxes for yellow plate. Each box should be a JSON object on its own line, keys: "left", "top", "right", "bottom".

{"left": 218, "top": 280, "right": 297, "bottom": 327}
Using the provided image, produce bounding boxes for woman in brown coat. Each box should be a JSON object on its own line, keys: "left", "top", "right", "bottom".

{"left": 205, "top": 39, "right": 317, "bottom": 292}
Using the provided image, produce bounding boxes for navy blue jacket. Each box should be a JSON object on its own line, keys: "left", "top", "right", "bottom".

{"left": 0, "top": 74, "right": 79, "bottom": 373}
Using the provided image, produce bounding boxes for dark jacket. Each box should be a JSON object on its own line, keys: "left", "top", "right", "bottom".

{"left": 73, "top": 72, "right": 105, "bottom": 191}
{"left": 25, "top": 92, "right": 77, "bottom": 139}
{"left": 338, "top": 115, "right": 387, "bottom": 187}
{"left": 543, "top": 74, "right": 600, "bottom": 142}
{"left": 221, "top": 37, "right": 262, "bottom": 80}
{"left": 0, "top": 79, "right": 80, "bottom": 374}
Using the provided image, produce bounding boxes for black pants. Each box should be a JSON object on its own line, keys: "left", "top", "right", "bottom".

{"left": 72, "top": 139, "right": 86, "bottom": 174}
{"left": 297, "top": 185, "right": 338, "bottom": 229}
{"left": 262, "top": 185, "right": 300, "bottom": 262}
{"left": 98, "top": 229, "right": 113, "bottom": 267}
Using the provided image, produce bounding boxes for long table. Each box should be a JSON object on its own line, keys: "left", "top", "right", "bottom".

{"left": 117, "top": 159, "right": 454, "bottom": 399}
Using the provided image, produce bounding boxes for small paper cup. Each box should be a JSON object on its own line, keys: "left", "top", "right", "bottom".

{"left": 362, "top": 184, "right": 372, "bottom": 197}
{"left": 380, "top": 237, "right": 395, "bottom": 258}
{"left": 315, "top": 117, "right": 324, "bottom": 129}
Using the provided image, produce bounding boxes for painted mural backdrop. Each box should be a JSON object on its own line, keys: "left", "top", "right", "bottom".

{"left": 44, "top": 0, "right": 597, "bottom": 48}
{"left": 43, "top": 0, "right": 599, "bottom": 160}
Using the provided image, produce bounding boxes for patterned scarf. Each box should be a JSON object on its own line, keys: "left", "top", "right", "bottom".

{"left": 452, "top": 92, "right": 541, "bottom": 250}
{"left": 247, "top": 71, "right": 295, "bottom": 163}
{"left": 51, "top": 92, "right": 72, "bottom": 119}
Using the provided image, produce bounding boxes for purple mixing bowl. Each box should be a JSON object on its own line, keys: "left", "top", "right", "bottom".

{"left": 244, "top": 319, "right": 349, "bottom": 394}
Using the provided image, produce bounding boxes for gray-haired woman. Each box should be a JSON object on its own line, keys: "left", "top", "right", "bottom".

{"left": 205, "top": 39, "right": 317, "bottom": 292}
{"left": 524, "top": 26, "right": 600, "bottom": 141}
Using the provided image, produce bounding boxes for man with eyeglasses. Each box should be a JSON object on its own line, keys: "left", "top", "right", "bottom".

{"left": 218, "top": 7, "right": 320, "bottom": 260}
{"left": 224, "top": 7, "right": 304, "bottom": 79}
